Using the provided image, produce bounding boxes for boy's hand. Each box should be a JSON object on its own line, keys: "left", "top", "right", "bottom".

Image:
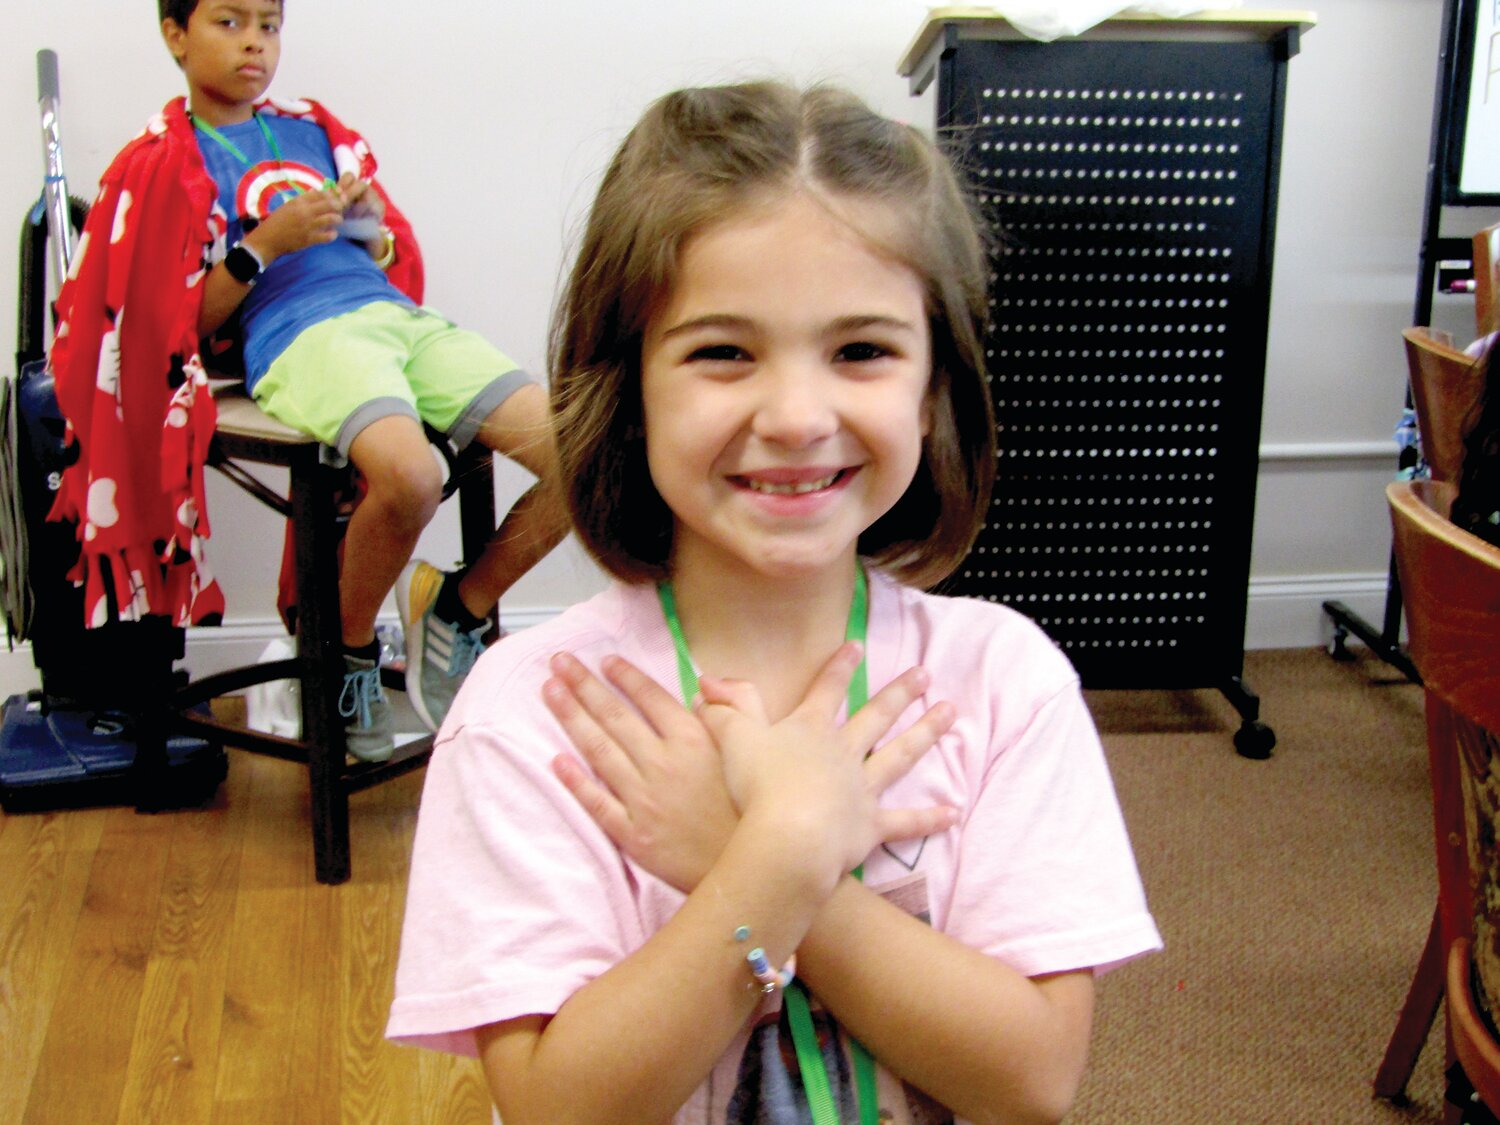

{"left": 336, "top": 172, "right": 387, "bottom": 223}
{"left": 244, "top": 189, "right": 343, "bottom": 262}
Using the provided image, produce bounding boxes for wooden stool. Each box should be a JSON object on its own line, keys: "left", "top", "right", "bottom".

{"left": 174, "top": 388, "right": 495, "bottom": 884}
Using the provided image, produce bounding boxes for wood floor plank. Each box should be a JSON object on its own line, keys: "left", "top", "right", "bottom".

{"left": 212, "top": 752, "right": 341, "bottom": 1124}
{"left": 0, "top": 809, "right": 107, "bottom": 1125}
{"left": 339, "top": 773, "right": 429, "bottom": 1124}
{"left": 417, "top": 1049, "right": 493, "bottom": 1125}
{"left": 115, "top": 762, "right": 247, "bottom": 1124}
{"left": 21, "top": 805, "right": 173, "bottom": 1125}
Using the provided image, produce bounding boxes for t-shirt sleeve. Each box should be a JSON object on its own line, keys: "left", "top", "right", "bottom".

{"left": 386, "top": 704, "right": 645, "bottom": 1056}
{"left": 943, "top": 676, "right": 1162, "bottom": 978}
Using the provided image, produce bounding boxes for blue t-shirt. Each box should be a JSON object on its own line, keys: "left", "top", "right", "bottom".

{"left": 196, "top": 114, "right": 410, "bottom": 388}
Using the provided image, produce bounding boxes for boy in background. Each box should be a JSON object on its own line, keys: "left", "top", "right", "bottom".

{"left": 49, "top": 0, "right": 566, "bottom": 761}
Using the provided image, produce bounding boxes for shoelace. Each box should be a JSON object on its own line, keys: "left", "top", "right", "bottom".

{"left": 338, "top": 665, "right": 385, "bottom": 729}
{"left": 447, "top": 626, "right": 486, "bottom": 680}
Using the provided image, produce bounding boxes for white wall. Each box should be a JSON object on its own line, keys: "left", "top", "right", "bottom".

{"left": 0, "top": 1, "right": 1458, "bottom": 692}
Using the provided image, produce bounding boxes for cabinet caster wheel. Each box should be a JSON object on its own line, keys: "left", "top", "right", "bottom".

{"left": 1234, "top": 720, "right": 1276, "bottom": 760}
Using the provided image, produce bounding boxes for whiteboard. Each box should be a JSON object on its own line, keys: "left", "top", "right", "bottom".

{"left": 1453, "top": 0, "right": 1500, "bottom": 200}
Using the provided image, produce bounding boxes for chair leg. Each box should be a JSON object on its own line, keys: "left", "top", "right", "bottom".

{"left": 1375, "top": 903, "right": 1445, "bottom": 1100}
{"left": 457, "top": 449, "right": 498, "bottom": 631}
{"left": 291, "top": 450, "right": 352, "bottom": 885}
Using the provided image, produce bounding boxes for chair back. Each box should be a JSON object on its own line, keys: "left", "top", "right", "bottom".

{"left": 1389, "top": 479, "right": 1500, "bottom": 1107}
{"left": 1475, "top": 222, "right": 1500, "bottom": 337}
{"left": 1403, "top": 327, "right": 1487, "bottom": 484}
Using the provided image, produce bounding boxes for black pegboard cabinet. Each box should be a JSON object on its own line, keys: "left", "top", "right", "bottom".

{"left": 901, "top": 14, "right": 1312, "bottom": 757}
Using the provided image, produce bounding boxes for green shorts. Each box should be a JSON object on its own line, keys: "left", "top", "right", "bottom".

{"left": 252, "top": 301, "right": 533, "bottom": 458}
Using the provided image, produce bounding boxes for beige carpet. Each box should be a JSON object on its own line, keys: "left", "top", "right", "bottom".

{"left": 1071, "top": 647, "right": 1446, "bottom": 1123}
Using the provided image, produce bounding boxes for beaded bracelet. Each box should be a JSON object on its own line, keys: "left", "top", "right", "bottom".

{"left": 746, "top": 947, "right": 797, "bottom": 994}
{"left": 734, "top": 926, "right": 795, "bottom": 994}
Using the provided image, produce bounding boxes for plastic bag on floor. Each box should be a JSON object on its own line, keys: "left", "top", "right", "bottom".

{"left": 245, "top": 637, "right": 300, "bottom": 738}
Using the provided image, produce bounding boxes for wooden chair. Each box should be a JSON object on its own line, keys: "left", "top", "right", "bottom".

{"left": 1376, "top": 480, "right": 1500, "bottom": 1109}
{"left": 1403, "top": 327, "right": 1488, "bottom": 484}
{"left": 1473, "top": 222, "right": 1500, "bottom": 339}
{"left": 170, "top": 387, "right": 495, "bottom": 884}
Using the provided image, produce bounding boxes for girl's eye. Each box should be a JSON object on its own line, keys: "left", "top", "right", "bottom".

{"left": 687, "top": 344, "right": 747, "bottom": 363}
{"left": 837, "top": 341, "right": 891, "bottom": 363}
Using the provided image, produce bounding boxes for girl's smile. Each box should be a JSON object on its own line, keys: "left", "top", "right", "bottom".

{"left": 640, "top": 190, "right": 932, "bottom": 586}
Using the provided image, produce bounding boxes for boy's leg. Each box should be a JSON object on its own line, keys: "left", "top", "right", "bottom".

{"left": 452, "top": 383, "right": 568, "bottom": 617}
{"left": 343, "top": 414, "right": 444, "bottom": 646}
{"left": 395, "top": 385, "right": 566, "bottom": 733}
{"left": 397, "top": 322, "right": 569, "bottom": 731}
{"left": 253, "top": 303, "right": 445, "bottom": 761}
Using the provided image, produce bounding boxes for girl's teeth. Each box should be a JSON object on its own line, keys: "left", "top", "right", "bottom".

{"left": 747, "top": 473, "right": 838, "bottom": 495}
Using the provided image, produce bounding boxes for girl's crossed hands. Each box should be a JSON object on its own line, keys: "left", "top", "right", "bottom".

{"left": 543, "top": 644, "right": 958, "bottom": 897}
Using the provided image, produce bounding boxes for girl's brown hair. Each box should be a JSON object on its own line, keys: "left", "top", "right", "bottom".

{"left": 550, "top": 80, "right": 995, "bottom": 589}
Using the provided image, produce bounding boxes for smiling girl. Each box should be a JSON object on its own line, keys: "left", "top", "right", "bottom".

{"left": 387, "top": 80, "right": 1160, "bottom": 1125}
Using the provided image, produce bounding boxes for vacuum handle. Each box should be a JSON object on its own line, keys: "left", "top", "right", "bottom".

{"left": 35, "top": 49, "right": 74, "bottom": 289}
{"left": 37, "top": 50, "right": 59, "bottom": 102}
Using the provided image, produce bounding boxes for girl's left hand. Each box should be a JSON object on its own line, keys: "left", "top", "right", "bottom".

{"left": 543, "top": 653, "right": 739, "bottom": 893}
{"left": 696, "top": 644, "right": 959, "bottom": 887}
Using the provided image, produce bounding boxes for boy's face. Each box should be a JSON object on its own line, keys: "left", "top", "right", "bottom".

{"left": 162, "top": 1, "right": 283, "bottom": 125}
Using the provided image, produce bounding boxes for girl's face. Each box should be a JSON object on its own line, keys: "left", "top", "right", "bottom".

{"left": 640, "top": 191, "right": 932, "bottom": 586}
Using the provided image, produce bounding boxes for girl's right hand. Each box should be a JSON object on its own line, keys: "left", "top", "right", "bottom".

{"left": 246, "top": 189, "right": 343, "bottom": 261}
{"left": 697, "top": 643, "right": 960, "bottom": 893}
{"left": 544, "top": 653, "right": 740, "bottom": 894}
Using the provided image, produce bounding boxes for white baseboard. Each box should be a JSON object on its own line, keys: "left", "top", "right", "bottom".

{"left": 0, "top": 575, "right": 1395, "bottom": 699}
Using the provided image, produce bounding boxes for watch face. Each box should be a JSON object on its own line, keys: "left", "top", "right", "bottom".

{"left": 226, "top": 245, "right": 260, "bottom": 284}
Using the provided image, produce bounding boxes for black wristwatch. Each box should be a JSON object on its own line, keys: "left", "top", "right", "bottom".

{"left": 224, "top": 242, "right": 264, "bottom": 286}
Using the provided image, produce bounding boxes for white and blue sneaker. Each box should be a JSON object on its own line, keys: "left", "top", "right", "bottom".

{"left": 396, "top": 560, "right": 489, "bottom": 733}
{"left": 339, "top": 650, "right": 394, "bottom": 763}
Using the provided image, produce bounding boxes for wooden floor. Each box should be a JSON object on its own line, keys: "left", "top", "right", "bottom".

{"left": 0, "top": 742, "right": 492, "bottom": 1124}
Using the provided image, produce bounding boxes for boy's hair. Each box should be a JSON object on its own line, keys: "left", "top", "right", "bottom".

{"left": 550, "top": 80, "right": 996, "bottom": 590}
{"left": 159, "top": 0, "right": 199, "bottom": 24}
{"left": 159, "top": 0, "right": 283, "bottom": 26}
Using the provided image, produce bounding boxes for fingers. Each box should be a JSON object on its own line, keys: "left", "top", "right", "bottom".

{"left": 599, "top": 655, "right": 704, "bottom": 738}
{"left": 542, "top": 656, "right": 650, "bottom": 798}
{"left": 862, "top": 700, "right": 955, "bottom": 796}
{"left": 547, "top": 652, "right": 665, "bottom": 741}
{"left": 873, "top": 803, "right": 961, "bottom": 844}
{"left": 843, "top": 664, "right": 932, "bottom": 753}
{"left": 551, "top": 753, "right": 633, "bottom": 843}
{"left": 697, "top": 676, "right": 768, "bottom": 723}
{"left": 790, "top": 642, "right": 864, "bottom": 722}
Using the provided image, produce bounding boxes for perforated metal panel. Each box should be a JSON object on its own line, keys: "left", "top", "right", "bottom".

{"left": 921, "top": 34, "right": 1293, "bottom": 692}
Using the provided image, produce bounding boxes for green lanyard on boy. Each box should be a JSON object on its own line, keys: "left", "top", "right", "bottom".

{"left": 658, "top": 567, "right": 880, "bottom": 1125}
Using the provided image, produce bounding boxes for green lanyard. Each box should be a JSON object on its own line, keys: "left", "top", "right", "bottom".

{"left": 191, "top": 111, "right": 338, "bottom": 198}
{"left": 191, "top": 111, "right": 285, "bottom": 167}
{"left": 656, "top": 568, "right": 878, "bottom": 1125}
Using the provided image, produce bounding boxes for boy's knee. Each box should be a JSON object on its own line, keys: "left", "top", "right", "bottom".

{"left": 366, "top": 452, "right": 444, "bottom": 527}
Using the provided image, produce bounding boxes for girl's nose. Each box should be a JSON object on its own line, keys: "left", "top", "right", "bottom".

{"left": 751, "top": 368, "right": 838, "bottom": 448}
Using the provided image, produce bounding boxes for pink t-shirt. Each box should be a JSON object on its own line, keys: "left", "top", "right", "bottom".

{"left": 388, "top": 570, "right": 1161, "bottom": 1123}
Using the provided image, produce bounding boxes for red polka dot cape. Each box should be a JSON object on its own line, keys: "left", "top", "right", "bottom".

{"left": 48, "top": 96, "right": 424, "bottom": 628}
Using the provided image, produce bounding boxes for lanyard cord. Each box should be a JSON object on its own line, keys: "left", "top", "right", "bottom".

{"left": 656, "top": 567, "right": 878, "bottom": 1125}
{"left": 191, "top": 111, "right": 284, "bottom": 168}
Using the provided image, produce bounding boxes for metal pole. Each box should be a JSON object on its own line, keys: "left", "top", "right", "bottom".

{"left": 37, "top": 50, "right": 74, "bottom": 284}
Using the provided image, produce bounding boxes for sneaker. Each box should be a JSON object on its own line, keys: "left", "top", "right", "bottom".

{"left": 339, "top": 651, "right": 395, "bottom": 763}
{"left": 396, "top": 560, "right": 489, "bottom": 733}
